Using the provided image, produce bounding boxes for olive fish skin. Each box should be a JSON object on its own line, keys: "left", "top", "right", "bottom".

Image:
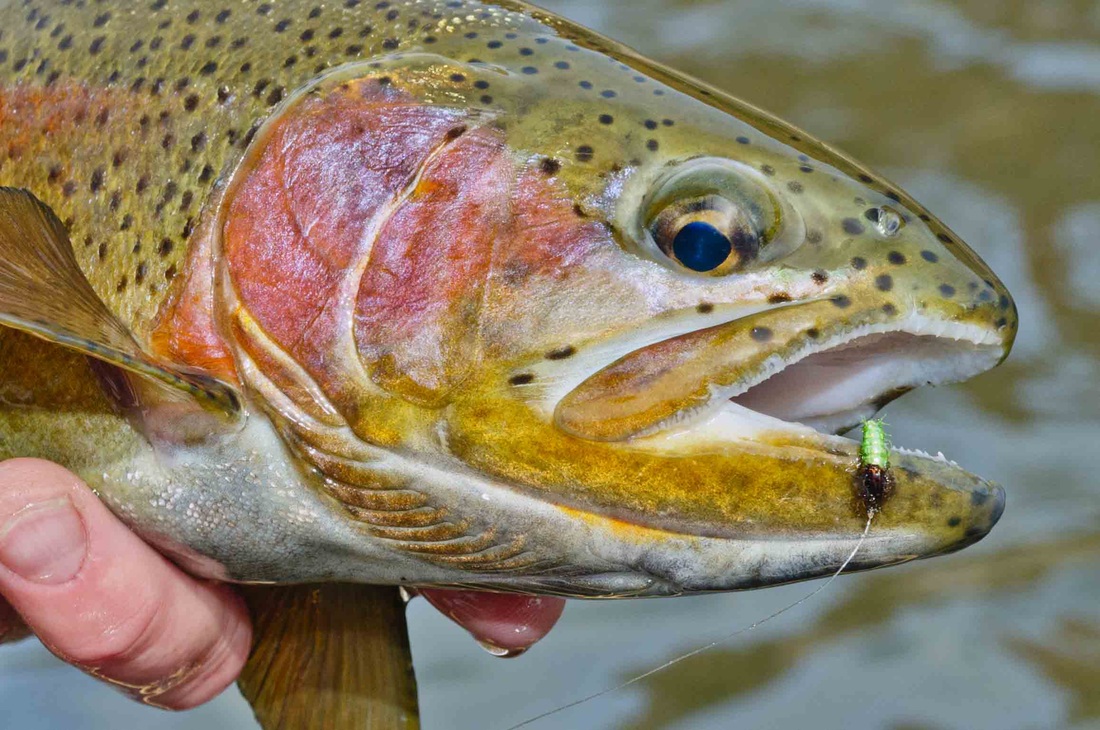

{"left": 0, "top": 1, "right": 1014, "bottom": 598}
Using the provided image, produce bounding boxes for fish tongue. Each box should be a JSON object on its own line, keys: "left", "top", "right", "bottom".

{"left": 418, "top": 588, "right": 566, "bottom": 657}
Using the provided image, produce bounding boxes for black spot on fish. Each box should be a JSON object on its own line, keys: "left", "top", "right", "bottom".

{"left": 921, "top": 250, "right": 939, "bottom": 263}
{"left": 842, "top": 218, "right": 864, "bottom": 235}
{"left": 540, "top": 157, "right": 561, "bottom": 175}
{"left": 811, "top": 270, "right": 828, "bottom": 285}
{"left": 888, "top": 251, "right": 907, "bottom": 265}
{"left": 939, "top": 283, "right": 956, "bottom": 297}
{"left": 875, "top": 274, "right": 894, "bottom": 292}
{"left": 546, "top": 346, "right": 576, "bottom": 360}
{"left": 832, "top": 295, "right": 852, "bottom": 308}
{"left": 697, "top": 302, "right": 714, "bottom": 314}
{"left": 509, "top": 373, "right": 535, "bottom": 386}
{"left": 768, "top": 293, "right": 791, "bottom": 304}
{"left": 750, "top": 327, "right": 773, "bottom": 342}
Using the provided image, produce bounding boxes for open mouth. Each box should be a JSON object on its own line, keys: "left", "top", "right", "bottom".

{"left": 727, "top": 325, "right": 1005, "bottom": 436}
{"left": 549, "top": 303, "right": 1006, "bottom": 446}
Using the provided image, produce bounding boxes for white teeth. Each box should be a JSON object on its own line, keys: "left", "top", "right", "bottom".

{"left": 895, "top": 446, "right": 962, "bottom": 469}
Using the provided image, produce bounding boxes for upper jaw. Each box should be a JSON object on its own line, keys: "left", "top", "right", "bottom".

{"left": 551, "top": 298, "right": 1008, "bottom": 445}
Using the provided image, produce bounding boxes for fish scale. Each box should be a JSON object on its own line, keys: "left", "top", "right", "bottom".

{"left": 0, "top": 0, "right": 552, "bottom": 333}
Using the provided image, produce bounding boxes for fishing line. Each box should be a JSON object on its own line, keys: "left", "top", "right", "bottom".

{"left": 504, "top": 511, "right": 876, "bottom": 730}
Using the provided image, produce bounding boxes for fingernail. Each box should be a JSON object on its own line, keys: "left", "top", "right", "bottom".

{"left": 0, "top": 497, "right": 87, "bottom": 584}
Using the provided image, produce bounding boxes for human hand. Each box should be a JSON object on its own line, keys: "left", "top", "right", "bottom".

{"left": 0, "top": 458, "right": 567, "bottom": 713}
{"left": 0, "top": 458, "right": 252, "bottom": 709}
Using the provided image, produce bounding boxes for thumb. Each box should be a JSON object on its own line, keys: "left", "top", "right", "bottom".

{"left": 0, "top": 458, "right": 252, "bottom": 709}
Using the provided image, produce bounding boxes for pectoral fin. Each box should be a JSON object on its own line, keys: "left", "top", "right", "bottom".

{"left": 0, "top": 188, "right": 238, "bottom": 416}
{"left": 238, "top": 584, "right": 420, "bottom": 730}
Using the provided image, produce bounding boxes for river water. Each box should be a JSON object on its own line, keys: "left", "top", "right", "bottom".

{"left": 2, "top": 1, "right": 1097, "bottom": 729}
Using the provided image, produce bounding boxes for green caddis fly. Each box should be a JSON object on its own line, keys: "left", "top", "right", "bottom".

{"left": 856, "top": 418, "right": 894, "bottom": 512}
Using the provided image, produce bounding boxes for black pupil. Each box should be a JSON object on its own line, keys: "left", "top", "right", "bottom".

{"left": 672, "top": 221, "right": 732, "bottom": 272}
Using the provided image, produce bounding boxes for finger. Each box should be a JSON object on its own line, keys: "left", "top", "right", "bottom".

{"left": 420, "top": 588, "right": 566, "bottom": 656}
{"left": 0, "top": 596, "right": 30, "bottom": 644}
{"left": 0, "top": 458, "right": 252, "bottom": 709}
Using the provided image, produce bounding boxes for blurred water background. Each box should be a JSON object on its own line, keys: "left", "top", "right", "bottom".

{"left": 2, "top": 0, "right": 1098, "bottom": 728}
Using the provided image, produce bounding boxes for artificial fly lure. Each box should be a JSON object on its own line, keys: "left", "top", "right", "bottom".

{"left": 856, "top": 418, "right": 895, "bottom": 514}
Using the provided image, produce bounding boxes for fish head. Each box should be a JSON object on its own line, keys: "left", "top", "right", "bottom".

{"left": 214, "top": 33, "right": 1015, "bottom": 596}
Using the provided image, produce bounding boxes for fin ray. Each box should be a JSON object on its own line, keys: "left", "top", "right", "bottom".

{"left": 0, "top": 187, "right": 239, "bottom": 414}
{"left": 238, "top": 584, "right": 420, "bottom": 730}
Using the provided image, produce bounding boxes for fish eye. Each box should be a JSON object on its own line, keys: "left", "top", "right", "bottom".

{"left": 635, "top": 158, "right": 804, "bottom": 276}
{"left": 649, "top": 194, "right": 763, "bottom": 274}
{"left": 672, "top": 221, "right": 732, "bottom": 272}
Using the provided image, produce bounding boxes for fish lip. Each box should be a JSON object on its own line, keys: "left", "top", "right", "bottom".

{"left": 936, "top": 480, "right": 1006, "bottom": 555}
{"left": 626, "top": 308, "right": 1007, "bottom": 442}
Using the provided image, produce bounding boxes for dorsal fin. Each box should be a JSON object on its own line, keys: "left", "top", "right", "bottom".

{"left": 0, "top": 187, "right": 239, "bottom": 416}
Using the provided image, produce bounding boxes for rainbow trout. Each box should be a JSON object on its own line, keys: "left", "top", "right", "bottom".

{"left": 0, "top": 0, "right": 1016, "bottom": 724}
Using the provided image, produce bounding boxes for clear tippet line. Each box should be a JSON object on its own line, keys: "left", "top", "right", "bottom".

{"left": 503, "top": 512, "right": 876, "bottom": 730}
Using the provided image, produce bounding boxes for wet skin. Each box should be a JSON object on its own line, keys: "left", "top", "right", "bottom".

{"left": 0, "top": 0, "right": 1016, "bottom": 601}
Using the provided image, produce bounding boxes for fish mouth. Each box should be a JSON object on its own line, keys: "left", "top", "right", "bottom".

{"left": 497, "top": 299, "right": 1012, "bottom": 590}
{"left": 552, "top": 300, "right": 1007, "bottom": 447}
{"left": 441, "top": 300, "right": 1012, "bottom": 596}
{"left": 726, "top": 323, "right": 1004, "bottom": 435}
